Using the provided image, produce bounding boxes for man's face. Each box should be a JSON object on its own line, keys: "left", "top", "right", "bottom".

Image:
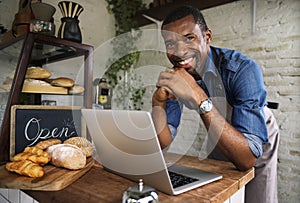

{"left": 162, "top": 15, "right": 211, "bottom": 76}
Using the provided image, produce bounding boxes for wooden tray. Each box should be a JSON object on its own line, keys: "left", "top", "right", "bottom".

{"left": 0, "top": 157, "right": 94, "bottom": 191}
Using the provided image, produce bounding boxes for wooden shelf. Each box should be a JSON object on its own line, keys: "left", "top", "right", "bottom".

{"left": 21, "top": 83, "right": 68, "bottom": 95}
{"left": 0, "top": 33, "right": 94, "bottom": 162}
{"left": 136, "top": 0, "right": 240, "bottom": 27}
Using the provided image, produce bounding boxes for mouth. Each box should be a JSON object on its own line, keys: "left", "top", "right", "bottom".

{"left": 174, "top": 56, "right": 195, "bottom": 69}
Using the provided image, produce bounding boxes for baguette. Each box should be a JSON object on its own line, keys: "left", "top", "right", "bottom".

{"left": 46, "top": 77, "right": 74, "bottom": 87}
{"left": 6, "top": 160, "right": 44, "bottom": 178}
{"left": 68, "top": 84, "right": 84, "bottom": 94}
{"left": 35, "top": 138, "right": 62, "bottom": 150}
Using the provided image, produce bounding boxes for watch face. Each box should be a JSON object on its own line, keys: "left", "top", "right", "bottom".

{"left": 200, "top": 99, "right": 212, "bottom": 114}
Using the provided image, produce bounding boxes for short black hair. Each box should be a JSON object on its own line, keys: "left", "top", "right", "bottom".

{"left": 162, "top": 5, "right": 208, "bottom": 32}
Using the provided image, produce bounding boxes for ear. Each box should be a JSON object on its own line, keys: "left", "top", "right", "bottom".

{"left": 205, "top": 29, "right": 212, "bottom": 44}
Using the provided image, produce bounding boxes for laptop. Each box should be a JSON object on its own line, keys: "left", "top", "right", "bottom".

{"left": 81, "top": 109, "right": 222, "bottom": 195}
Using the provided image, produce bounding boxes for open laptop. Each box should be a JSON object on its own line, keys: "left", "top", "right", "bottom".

{"left": 81, "top": 109, "right": 222, "bottom": 195}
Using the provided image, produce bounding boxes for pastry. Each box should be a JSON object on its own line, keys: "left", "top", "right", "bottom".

{"left": 13, "top": 152, "right": 50, "bottom": 165}
{"left": 68, "top": 84, "right": 84, "bottom": 94}
{"left": 25, "top": 67, "right": 52, "bottom": 79}
{"left": 47, "top": 144, "right": 86, "bottom": 170}
{"left": 24, "top": 146, "right": 51, "bottom": 158}
{"left": 35, "top": 138, "right": 62, "bottom": 150}
{"left": 64, "top": 137, "right": 94, "bottom": 157}
{"left": 12, "top": 146, "right": 51, "bottom": 165}
{"left": 6, "top": 160, "right": 44, "bottom": 178}
{"left": 46, "top": 77, "right": 74, "bottom": 87}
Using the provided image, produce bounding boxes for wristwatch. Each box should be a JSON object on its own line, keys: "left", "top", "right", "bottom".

{"left": 199, "top": 99, "right": 213, "bottom": 114}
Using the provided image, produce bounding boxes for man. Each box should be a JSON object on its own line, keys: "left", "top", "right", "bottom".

{"left": 151, "top": 5, "right": 279, "bottom": 203}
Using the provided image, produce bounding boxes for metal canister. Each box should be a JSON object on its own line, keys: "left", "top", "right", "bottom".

{"left": 97, "top": 78, "right": 112, "bottom": 109}
{"left": 122, "top": 179, "right": 159, "bottom": 203}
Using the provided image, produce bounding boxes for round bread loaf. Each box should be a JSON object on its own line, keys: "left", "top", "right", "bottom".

{"left": 47, "top": 144, "right": 86, "bottom": 170}
{"left": 48, "top": 77, "right": 74, "bottom": 87}
{"left": 25, "top": 67, "right": 52, "bottom": 79}
{"left": 64, "top": 137, "right": 93, "bottom": 157}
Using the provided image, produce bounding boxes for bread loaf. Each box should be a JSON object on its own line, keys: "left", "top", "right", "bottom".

{"left": 46, "top": 77, "right": 74, "bottom": 87}
{"left": 47, "top": 144, "right": 86, "bottom": 170}
{"left": 25, "top": 67, "right": 51, "bottom": 79}
{"left": 35, "top": 138, "right": 62, "bottom": 150}
{"left": 68, "top": 84, "right": 84, "bottom": 94}
{"left": 24, "top": 78, "right": 51, "bottom": 86}
{"left": 64, "top": 137, "right": 94, "bottom": 157}
{"left": 6, "top": 160, "right": 44, "bottom": 178}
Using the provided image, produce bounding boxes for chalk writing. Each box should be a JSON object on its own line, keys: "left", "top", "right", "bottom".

{"left": 24, "top": 117, "right": 76, "bottom": 146}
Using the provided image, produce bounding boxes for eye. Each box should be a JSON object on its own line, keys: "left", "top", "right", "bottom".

{"left": 165, "top": 41, "right": 175, "bottom": 49}
{"left": 184, "top": 35, "right": 196, "bottom": 43}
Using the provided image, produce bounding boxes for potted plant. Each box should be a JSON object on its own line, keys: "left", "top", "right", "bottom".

{"left": 104, "top": 0, "right": 146, "bottom": 110}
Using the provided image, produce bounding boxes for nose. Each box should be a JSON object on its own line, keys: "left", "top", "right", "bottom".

{"left": 174, "top": 41, "right": 188, "bottom": 58}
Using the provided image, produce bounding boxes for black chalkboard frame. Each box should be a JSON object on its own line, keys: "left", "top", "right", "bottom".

{"left": 10, "top": 105, "right": 86, "bottom": 160}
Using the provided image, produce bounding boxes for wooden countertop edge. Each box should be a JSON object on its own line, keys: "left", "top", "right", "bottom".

{"left": 22, "top": 155, "right": 254, "bottom": 203}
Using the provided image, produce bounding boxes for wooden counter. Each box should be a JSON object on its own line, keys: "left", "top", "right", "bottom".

{"left": 24, "top": 154, "right": 254, "bottom": 203}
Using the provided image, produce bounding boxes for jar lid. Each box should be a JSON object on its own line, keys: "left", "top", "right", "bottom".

{"left": 99, "top": 78, "right": 107, "bottom": 83}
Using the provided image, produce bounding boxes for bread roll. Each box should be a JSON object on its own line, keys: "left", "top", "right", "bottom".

{"left": 68, "top": 84, "right": 84, "bottom": 94}
{"left": 47, "top": 77, "right": 74, "bottom": 87}
{"left": 47, "top": 144, "right": 86, "bottom": 170}
{"left": 25, "top": 67, "right": 51, "bottom": 79}
{"left": 35, "top": 138, "right": 62, "bottom": 150}
{"left": 64, "top": 137, "right": 94, "bottom": 157}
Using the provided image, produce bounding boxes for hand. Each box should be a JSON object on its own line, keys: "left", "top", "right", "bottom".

{"left": 156, "top": 67, "right": 207, "bottom": 109}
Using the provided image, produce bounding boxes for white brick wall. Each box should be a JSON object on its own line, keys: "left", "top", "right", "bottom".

{"left": 168, "top": 0, "right": 300, "bottom": 202}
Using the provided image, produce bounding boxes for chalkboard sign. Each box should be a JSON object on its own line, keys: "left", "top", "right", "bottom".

{"left": 10, "top": 105, "right": 86, "bottom": 160}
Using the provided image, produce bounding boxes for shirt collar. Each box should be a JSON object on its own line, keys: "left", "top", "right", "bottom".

{"left": 203, "top": 49, "right": 218, "bottom": 80}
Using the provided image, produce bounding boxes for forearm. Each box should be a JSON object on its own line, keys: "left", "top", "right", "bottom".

{"left": 152, "top": 96, "right": 173, "bottom": 149}
{"left": 200, "top": 107, "right": 257, "bottom": 171}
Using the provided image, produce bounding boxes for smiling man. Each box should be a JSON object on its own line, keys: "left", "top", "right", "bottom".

{"left": 151, "top": 5, "right": 279, "bottom": 203}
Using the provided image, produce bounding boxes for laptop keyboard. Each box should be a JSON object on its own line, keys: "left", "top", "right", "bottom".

{"left": 168, "top": 171, "right": 199, "bottom": 188}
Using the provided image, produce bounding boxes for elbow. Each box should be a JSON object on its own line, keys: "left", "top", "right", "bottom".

{"left": 159, "top": 139, "right": 172, "bottom": 150}
{"left": 235, "top": 157, "right": 256, "bottom": 171}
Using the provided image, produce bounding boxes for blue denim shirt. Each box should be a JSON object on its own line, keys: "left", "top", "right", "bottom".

{"left": 166, "top": 46, "right": 268, "bottom": 158}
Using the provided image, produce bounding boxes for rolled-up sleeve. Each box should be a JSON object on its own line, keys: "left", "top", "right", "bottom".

{"left": 244, "top": 133, "right": 263, "bottom": 158}
{"left": 166, "top": 99, "right": 182, "bottom": 140}
{"left": 229, "top": 59, "right": 268, "bottom": 145}
{"left": 222, "top": 53, "right": 268, "bottom": 159}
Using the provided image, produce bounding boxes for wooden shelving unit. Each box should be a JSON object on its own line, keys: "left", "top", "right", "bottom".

{"left": 0, "top": 32, "right": 94, "bottom": 162}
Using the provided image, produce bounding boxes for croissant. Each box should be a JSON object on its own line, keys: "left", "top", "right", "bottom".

{"left": 13, "top": 151, "right": 50, "bottom": 165}
{"left": 6, "top": 160, "right": 44, "bottom": 178}
{"left": 24, "top": 146, "right": 51, "bottom": 158}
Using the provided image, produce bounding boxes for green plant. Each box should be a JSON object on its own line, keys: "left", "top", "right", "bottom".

{"left": 104, "top": 0, "right": 146, "bottom": 110}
